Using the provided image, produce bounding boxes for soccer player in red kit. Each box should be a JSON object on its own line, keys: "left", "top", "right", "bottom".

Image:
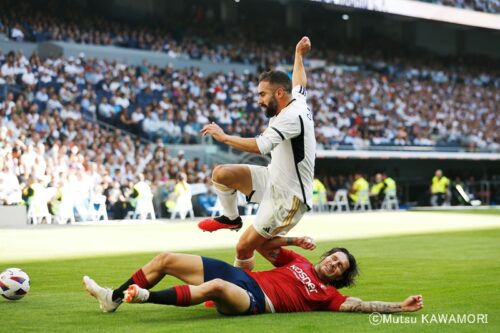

{"left": 83, "top": 237, "right": 423, "bottom": 315}
{"left": 248, "top": 246, "right": 351, "bottom": 313}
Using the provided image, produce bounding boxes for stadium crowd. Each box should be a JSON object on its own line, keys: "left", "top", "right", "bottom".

{"left": 2, "top": 47, "right": 498, "bottom": 152}
{"left": 0, "top": 103, "right": 216, "bottom": 220}
{"left": 0, "top": 47, "right": 498, "bottom": 218}
{"left": 1, "top": 0, "right": 499, "bottom": 219}
{"left": 1, "top": 0, "right": 498, "bottom": 62}
{"left": 421, "top": 0, "right": 499, "bottom": 14}
{"left": 1, "top": 0, "right": 499, "bottom": 151}
{"left": 0, "top": 1, "right": 291, "bottom": 68}
{"left": 311, "top": 63, "right": 499, "bottom": 152}
{"left": 0, "top": 50, "right": 218, "bottom": 219}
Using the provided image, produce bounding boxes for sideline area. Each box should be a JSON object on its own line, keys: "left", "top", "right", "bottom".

{"left": 1, "top": 211, "right": 499, "bottom": 263}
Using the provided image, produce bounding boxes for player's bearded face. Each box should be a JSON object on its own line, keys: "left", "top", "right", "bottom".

{"left": 261, "top": 96, "right": 278, "bottom": 118}
{"left": 317, "top": 252, "right": 349, "bottom": 281}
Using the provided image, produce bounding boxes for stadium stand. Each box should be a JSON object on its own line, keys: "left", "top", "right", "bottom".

{"left": 419, "top": 0, "right": 499, "bottom": 14}
{"left": 2, "top": 48, "right": 497, "bottom": 151}
{"left": 0, "top": 0, "right": 291, "bottom": 67}
{"left": 0, "top": 0, "right": 498, "bottom": 221}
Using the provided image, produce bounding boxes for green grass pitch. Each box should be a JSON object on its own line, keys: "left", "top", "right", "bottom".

{"left": 1, "top": 228, "right": 499, "bottom": 333}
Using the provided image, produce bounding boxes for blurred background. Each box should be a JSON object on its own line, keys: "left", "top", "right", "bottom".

{"left": 0, "top": 0, "right": 498, "bottom": 225}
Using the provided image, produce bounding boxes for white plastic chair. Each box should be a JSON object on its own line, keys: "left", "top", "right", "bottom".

{"left": 27, "top": 189, "right": 52, "bottom": 224}
{"left": 88, "top": 194, "right": 108, "bottom": 221}
{"left": 170, "top": 192, "right": 194, "bottom": 220}
{"left": 312, "top": 192, "right": 328, "bottom": 212}
{"left": 54, "top": 186, "right": 76, "bottom": 224}
{"left": 56, "top": 198, "right": 76, "bottom": 224}
{"left": 237, "top": 192, "right": 258, "bottom": 216}
{"left": 328, "top": 189, "right": 350, "bottom": 212}
{"left": 381, "top": 189, "right": 399, "bottom": 210}
{"left": 243, "top": 203, "right": 259, "bottom": 215}
{"left": 354, "top": 189, "right": 372, "bottom": 211}
{"left": 208, "top": 198, "right": 224, "bottom": 217}
{"left": 132, "top": 193, "right": 156, "bottom": 220}
{"left": 208, "top": 194, "right": 257, "bottom": 217}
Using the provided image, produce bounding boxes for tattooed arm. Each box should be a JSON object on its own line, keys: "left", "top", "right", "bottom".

{"left": 339, "top": 295, "right": 424, "bottom": 313}
{"left": 258, "top": 236, "right": 316, "bottom": 265}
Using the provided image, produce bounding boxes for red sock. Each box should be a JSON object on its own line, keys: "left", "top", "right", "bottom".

{"left": 132, "top": 269, "right": 151, "bottom": 289}
{"left": 174, "top": 285, "right": 191, "bottom": 306}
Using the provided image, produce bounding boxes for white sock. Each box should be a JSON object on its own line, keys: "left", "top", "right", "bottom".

{"left": 234, "top": 256, "right": 255, "bottom": 271}
{"left": 213, "top": 181, "right": 239, "bottom": 220}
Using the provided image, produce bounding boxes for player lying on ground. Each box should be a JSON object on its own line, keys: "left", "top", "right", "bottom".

{"left": 83, "top": 236, "right": 423, "bottom": 315}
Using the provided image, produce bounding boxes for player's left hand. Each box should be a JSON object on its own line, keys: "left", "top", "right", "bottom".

{"left": 201, "top": 122, "right": 227, "bottom": 143}
{"left": 295, "top": 236, "right": 316, "bottom": 250}
{"left": 295, "top": 36, "right": 311, "bottom": 56}
{"left": 401, "top": 295, "right": 423, "bottom": 312}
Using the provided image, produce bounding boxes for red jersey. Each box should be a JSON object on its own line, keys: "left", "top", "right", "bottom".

{"left": 248, "top": 249, "right": 348, "bottom": 313}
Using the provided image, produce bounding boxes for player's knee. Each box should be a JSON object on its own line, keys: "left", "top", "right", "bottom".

{"left": 236, "top": 240, "right": 254, "bottom": 259}
{"left": 155, "top": 251, "right": 174, "bottom": 269}
{"left": 206, "top": 278, "right": 227, "bottom": 296}
{"left": 212, "top": 165, "right": 231, "bottom": 185}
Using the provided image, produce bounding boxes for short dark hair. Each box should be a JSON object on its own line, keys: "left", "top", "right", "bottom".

{"left": 320, "top": 247, "right": 359, "bottom": 289}
{"left": 258, "top": 70, "right": 292, "bottom": 94}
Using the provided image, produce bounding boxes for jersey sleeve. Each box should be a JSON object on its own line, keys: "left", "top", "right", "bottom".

{"left": 256, "top": 108, "right": 301, "bottom": 154}
{"left": 292, "top": 85, "right": 307, "bottom": 102}
{"left": 273, "top": 248, "right": 308, "bottom": 267}
{"left": 325, "top": 291, "right": 349, "bottom": 312}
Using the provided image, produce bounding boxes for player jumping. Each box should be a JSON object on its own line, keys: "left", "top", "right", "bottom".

{"left": 198, "top": 36, "right": 316, "bottom": 271}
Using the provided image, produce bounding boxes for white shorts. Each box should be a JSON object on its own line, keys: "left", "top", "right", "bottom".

{"left": 247, "top": 165, "right": 308, "bottom": 239}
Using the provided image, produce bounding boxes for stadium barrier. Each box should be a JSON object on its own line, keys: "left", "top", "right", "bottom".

{"left": 0, "top": 39, "right": 256, "bottom": 74}
{"left": 0, "top": 206, "right": 27, "bottom": 227}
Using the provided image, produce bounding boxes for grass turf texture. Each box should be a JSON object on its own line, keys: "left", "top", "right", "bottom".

{"left": 1, "top": 228, "right": 499, "bottom": 333}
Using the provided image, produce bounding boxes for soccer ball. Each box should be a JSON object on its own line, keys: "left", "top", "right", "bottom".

{"left": 0, "top": 268, "right": 30, "bottom": 300}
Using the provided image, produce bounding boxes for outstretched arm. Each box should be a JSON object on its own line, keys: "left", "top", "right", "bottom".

{"left": 200, "top": 122, "right": 260, "bottom": 154}
{"left": 258, "top": 236, "right": 316, "bottom": 264}
{"left": 339, "top": 295, "right": 424, "bottom": 314}
{"left": 292, "top": 36, "right": 311, "bottom": 88}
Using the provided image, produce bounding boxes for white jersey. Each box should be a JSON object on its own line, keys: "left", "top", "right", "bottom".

{"left": 256, "top": 85, "right": 316, "bottom": 209}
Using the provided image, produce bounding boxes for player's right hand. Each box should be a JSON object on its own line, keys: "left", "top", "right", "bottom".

{"left": 296, "top": 236, "right": 316, "bottom": 250}
{"left": 200, "top": 122, "right": 227, "bottom": 143}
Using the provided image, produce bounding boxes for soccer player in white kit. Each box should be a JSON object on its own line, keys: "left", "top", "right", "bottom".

{"left": 199, "top": 36, "right": 315, "bottom": 271}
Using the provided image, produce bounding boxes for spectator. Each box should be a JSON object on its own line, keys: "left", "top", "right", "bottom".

{"left": 430, "top": 169, "right": 450, "bottom": 206}
{"left": 348, "top": 172, "right": 369, "bottom": 208}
